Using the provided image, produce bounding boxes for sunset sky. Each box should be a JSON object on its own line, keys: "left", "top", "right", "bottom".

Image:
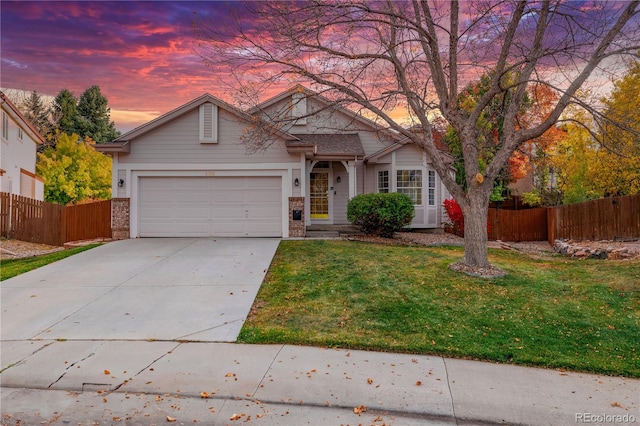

{"left": 1, "top": 1, "right": 256, "bottom": 133}
{"left": 2, "top": 1, "right": 636, "bottom": 134}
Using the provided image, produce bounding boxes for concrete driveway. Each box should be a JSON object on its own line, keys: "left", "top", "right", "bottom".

{"left": 1, "top": 238, "right": 280, "bottom": 342}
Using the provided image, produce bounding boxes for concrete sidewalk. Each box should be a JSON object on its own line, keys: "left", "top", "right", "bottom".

{"left": 2, "top": 341, "right": 638, "bottom": 425}
{"left": 1, "top": 239, "right": 639, "bottom": 424}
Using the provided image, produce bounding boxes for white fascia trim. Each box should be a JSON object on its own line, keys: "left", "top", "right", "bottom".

{"left": 131, "top": 169, "right": 289, "bottom": 178}
{"left": 118, "top": 162, "right": 299, "bottom": 171}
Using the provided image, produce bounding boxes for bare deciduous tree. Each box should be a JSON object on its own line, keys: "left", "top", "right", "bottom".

{"left": 196, "top": 0, "right": 639, "bottom": 274}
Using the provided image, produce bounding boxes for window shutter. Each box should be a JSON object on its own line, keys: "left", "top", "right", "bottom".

{"left": 199, "top": 102, "right": 218, "bottom": 143}
{"left": 291, "top": 92, "right": 307, "bottom": 125}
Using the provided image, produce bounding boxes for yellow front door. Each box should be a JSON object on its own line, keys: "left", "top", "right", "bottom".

{"left": 310, "top": 171, "right": 329, "bottom": 219}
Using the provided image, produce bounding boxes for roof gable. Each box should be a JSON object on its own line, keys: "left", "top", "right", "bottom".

{"left": 250, "top": 85, "right": 402, "bottom": 141}
{"left": 114, "top": 93, "right": 296, "bottom": 143}
{"left": 0, "top": 91, "right": 45, "bottom": 144}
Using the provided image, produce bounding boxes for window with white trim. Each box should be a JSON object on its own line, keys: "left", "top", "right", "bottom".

{"left": 377, "top": 170, "right": 389, "bottom": 193}
{"left": 1, "top": 112, "right": 8, "bottom": 140}
{"left": 397, "top": 170, "right": 422, "bottom": 204}
{"left": 428, "top": 170, "right": 436, "bottom": 206}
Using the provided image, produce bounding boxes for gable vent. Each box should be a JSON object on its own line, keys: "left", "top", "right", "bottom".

{"left": 292, "top": 92, "right": 307, "bottom": 125}
{"left": 199, "top": 102, "right": 218, "bottom": 143}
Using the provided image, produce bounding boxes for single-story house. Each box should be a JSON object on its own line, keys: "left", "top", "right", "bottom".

{"left": 0, "top": 92, "right": 45, "bottom": 200}
{"left": 96, "top": 86, "right": 452, "bottom": 238}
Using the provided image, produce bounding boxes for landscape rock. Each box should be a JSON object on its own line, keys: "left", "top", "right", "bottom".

{"left": 553, "top": 239, "right": 640, "bottom": 260}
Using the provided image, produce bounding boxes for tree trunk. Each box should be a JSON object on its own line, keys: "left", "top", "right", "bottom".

{"left": 461, "top": 193, "right": 490, "bottom": 269}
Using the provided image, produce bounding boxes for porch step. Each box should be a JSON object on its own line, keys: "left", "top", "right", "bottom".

{"left": 305, "top": 230, "right": 341, "bottom": 238}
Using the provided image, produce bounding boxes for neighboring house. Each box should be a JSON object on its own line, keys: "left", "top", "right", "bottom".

{"left": 96, "top": 86, "right": 452, "bottom": 238}
{"left": 0, "top": 92, "right": 45, "bottom": 200}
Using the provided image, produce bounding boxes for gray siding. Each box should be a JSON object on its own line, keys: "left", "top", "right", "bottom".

{"left": 395, "top": 144, "right": 424, "bottom": 167}
{"left": 333, "top": 162, "right": 349, "bottom": 223}
{"left": 119, "top": 109, "right": 298, "bottom": 165}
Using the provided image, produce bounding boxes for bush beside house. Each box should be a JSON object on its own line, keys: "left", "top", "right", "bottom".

{"left": 347, "top": 193, "right": 415, "bottom": 238}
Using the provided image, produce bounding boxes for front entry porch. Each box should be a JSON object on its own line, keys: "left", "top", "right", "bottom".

{"left": 306, "top": 160, "right": 358, "bottom": 227}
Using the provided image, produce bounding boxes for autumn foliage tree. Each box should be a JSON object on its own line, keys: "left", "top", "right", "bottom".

{"left": 594, "top": 59, "right": 640, "bottom": 196}
{"left": 197, "top": 1, "right": 640, "bottom": 274}
{"left": 36, "top": 133, "right": 112, "bottom": 205}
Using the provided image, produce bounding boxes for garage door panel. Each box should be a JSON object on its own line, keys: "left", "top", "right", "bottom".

{"left": 175, "top": 207, "right": 211, "bottom": 219}
{"left": 139, "top": 176, "right": 282, "bottom": 237}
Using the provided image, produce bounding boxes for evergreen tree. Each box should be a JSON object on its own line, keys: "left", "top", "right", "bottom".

{"left": 53, "top": 88, "right": 79, "bottom": 136}
{"left": 75, "top": 85, "right": 120, "bottom": 142}
{"left": 22, "top": 90, "right": 54, "bottom": 139}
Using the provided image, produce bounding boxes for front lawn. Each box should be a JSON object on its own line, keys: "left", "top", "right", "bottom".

{"left": 239, "top": 240, "right": 640, "bottom": 377}
{"left": 0, "top": 244, "right": 101, "bottom": 281}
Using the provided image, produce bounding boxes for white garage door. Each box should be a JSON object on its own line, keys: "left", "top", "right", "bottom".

{"left": 139, "top": 176, "right": 282, "bottom": 237}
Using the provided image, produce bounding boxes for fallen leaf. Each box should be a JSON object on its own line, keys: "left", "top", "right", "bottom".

{"left": 256, "top": 413, "right": 263, "bottom": 418}
{"left": 367, "top": 378, "right": 373, "bottom": 385}
{"left": 104, "top": 369, "right": 110, "bottom": 375}
{"left": 611, "top": 401, "right": 624, "bottom": 408}
{"left": 353, "top": 405, "right": 367, "bottom": 415}
{"left": 230, "top": 413, "right": 242, "bottom": 421}
{"left": 225, "top": 373, "right": 235, "bottom": 377}
{"left": 416, "top": 381, "right": 422, "bottom": 386}
{"left": 200, "top": 392, "right": 210, "bottom": 399}
{"left": 167, "top": 416, "right": 176, "bottom": 422}
{"left": 103, "top": 397, "right": 108, "bottom": 403}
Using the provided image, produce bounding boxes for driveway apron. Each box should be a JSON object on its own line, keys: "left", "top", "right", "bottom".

{"left": 1, "top": 238, "right": 280, "bottom": 342}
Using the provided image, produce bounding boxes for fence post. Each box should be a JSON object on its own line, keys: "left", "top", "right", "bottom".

{"left": 8, "top": 194, "right": 13, "bottom": 238}
{"left": 547, "top": 207, "right": 556, "bottom": 246}
{"left": 61, "top": 205, "right": 67, "bottom": 246}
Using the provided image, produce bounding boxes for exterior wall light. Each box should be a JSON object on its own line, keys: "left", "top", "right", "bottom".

{"left": 118, "top": 179, "right": 125, "bottom": 187}
{"left": 294, "top": 178, "right": 300, "bottom": 187}
{"left": 336, "top": 176, "right": 341, "bottom": 183}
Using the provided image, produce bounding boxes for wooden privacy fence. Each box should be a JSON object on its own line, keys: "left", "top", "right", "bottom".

{"left": 488, "top": 194, "right": 640, "bottom": 243}
{"left": 0, "top": 193, "right": 111, "bottom": 246}
{"left": 488, "top": 207, "right": 548, "bottom": 242}
{"left": 547, "top": 194, "right": 640, "bottom": 244}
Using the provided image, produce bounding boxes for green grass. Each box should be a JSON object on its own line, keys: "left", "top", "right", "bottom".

{"left": 0, "top": 244, "right": 101, "bottom": 281}
{"left": 239, "top": 240, "right": 640, "bottom": 377}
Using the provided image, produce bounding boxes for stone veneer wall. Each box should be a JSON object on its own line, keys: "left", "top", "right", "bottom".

{"left": 111, "top": 198, "right": 130, "bottom": 240}
{"left": 289, "top": 197, "right": 305, "bottom": 238}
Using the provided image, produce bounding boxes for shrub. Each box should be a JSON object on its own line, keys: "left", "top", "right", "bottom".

{"left": 347, "top": 193, "right": 415, "bottom": 238}
{"left": 443, "top": 198, "right": 465, "bottom": 236}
